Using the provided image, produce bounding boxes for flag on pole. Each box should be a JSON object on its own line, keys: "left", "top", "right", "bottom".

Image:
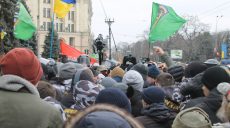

{"left": 54, "top": 0, "right": 76, "bottom": 18}
{"left": 14, "top": 2, "right": 36, "bottom": 40}
{"left": 149, "top": 2, "right": 186, "bottom": 43}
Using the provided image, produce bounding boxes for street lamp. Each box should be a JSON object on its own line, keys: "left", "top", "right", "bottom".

{"left": 214, "top": 15, "right": 223, "bottom": 59}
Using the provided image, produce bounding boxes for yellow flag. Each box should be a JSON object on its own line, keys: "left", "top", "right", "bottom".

{"left": 54, "top": 0, "right": 73, "bottom": 18}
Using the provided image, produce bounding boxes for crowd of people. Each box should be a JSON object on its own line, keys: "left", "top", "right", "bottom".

{"left": 0, "top": 46, "right": 230, "bottom": 128}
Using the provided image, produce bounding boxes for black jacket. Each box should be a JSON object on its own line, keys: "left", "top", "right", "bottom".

{"left": 130, "top": 90, "right": 143, "bottom": 117}
{"left": 136, "top": 103, "right": 176, "bottom": 128}
{"left": 183, "top": 88, "right": 222, "bottom": 124}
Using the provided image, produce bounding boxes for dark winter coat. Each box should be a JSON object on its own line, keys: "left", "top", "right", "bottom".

{"left": 136, "top": 103, "right": 176, "bottom": 128}
{"left": 182, "top": 88, "right": 222, "bottom": 124}
{"left": 130, "top": 90, "right": 143, "bottom": 117}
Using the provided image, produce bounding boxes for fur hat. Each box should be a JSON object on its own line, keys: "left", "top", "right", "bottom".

{"left": 95, "top": 88, "right": 131, "bottom": 112}
{"left": 37, "top": 81, "right": 56, "bottom": 99}
{"left": 0, "top": 48, "right": 43, "bottom": 85}
{"left": 184, "top": 61, "right": 207, "bottom": 78}
{"left": 122, "top": 70, "right": 144, "bottom": 92}
{"left": 110, "top": 66, "right": 125, "bottom": 78}
{"left": 131, "top": 63, "right": 148, "bottom": 81}
{"left": 202, "top": 66, "right": 230, "bottom": 91}
{"left": 172, "top": 107, "right": 212, "bottom": 128}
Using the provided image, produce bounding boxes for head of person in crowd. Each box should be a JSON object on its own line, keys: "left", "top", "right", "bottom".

{"left": 97, "top": 65, "right": 109, "bottom": 77}
{"left": 0, "top": 48, "right": 43, "bottom": 86}
{"left": 113, "top": 83, "right": 134, "bottom": 99}
{"left": 142, "top": 86, "right": 166, "bottom": 107}
{"left": 122, "top": 70, "right": 144, "bottom": 92}
{"left": 131, "top": 63, "right": 148, "bottom": 81}
{"left": 59, "top": 62, "right": 77, "bottom": 85}
{"left": 95, "top": 88, "right": 131, "bottom": 113}
{"left": 110, "top": 66, "right": 125, "bottom": 82}
{"left": 204, "top": 59, "right": 220, "bottom": 69}
{"left": 202, "top": 66, "right": 230, "bottom": 96}
{"left": 167, "top": 65, "right": 184, "bottom": 83}
{"left": 180, "top": 72, "right": 205, "bottom": 99}
{"left": 184, "top": 61, "right": 207, "bottom": 78}
{"left": 65, "top": 104, "right": 144, "bottom": 128}
{"left": 72, "top": 67, "right": 95, "bottom": 90}
{"left": 172, "top": 107, "right": 212, "bottom": 128}
{"left": 90, "top": 67, "right": 100, "bottom": 84}
{"left": 147, "top": 64, "right": 160, "bottom": 85}
{"left": 155, "top": 72, "right": 175, "bottom": 87}
{"left": 101, "top": 77, "right": 117, "bottom": 89}
{"left": 216, "top": 82, "right": 230, "bottom": 122}
{"left": 37, "top": 81, "right": 56, "bottom": 99}
{"left": 72, "top": 80, "right": 100, "bottom": 110}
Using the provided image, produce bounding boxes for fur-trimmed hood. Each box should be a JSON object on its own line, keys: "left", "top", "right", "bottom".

{"left": 0, "top": 75, "right": 40, "bottom": 96}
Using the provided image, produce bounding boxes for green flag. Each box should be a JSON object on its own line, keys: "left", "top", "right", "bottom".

{"left": 149, "top": 2, "right": 186, "bottom": 43}
{"left": 14, "top": 2, "right": 36, "bottom": 40}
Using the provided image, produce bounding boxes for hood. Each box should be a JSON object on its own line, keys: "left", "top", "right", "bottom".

{"left": 0, "top": 75, "right": 40, "bottom": 96}
{"left": 142, "top": 103, "right": 176, "bottom": 122}
{"left": 76, "top": 111, "right": 132, "bottom": 128}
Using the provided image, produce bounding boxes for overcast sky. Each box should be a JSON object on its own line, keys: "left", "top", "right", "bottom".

{"left": 91, "top": 0, "right": 230, "bottom": 43}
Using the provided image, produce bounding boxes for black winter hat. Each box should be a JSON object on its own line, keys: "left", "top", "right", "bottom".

{"left": 184, "top": 61, "right": 207, "bottom": 78}
{"left": 202, "top": 66, "right": 230, "bottom": 91}
{"left": 142, "top": 86, "right": 165, "bottom": 104}
{"left": 168, "top": 65, "right": 184, "bottom": 82}
{"left": 131, "top": 63, "right": 148, "bottom": 81}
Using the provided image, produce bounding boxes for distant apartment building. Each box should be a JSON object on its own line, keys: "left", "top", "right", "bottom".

{"left": 25, "top": 0, "right": 93, "bottom": 55}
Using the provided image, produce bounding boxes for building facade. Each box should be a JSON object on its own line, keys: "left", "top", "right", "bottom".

{"left": 25, "top": 0, "right": 93, "bottom": 55}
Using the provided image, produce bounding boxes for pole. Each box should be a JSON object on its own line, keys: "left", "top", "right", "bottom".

{"left": 148, "top": 41, "right": 150, "bottom": 59}
{"left": 215, "top": 15, "right": 223, "bottom": 59}
{"left": 105, "top": 18, "right": 114, "bottom": 60}
{"left": 49, "top": 12, "right": 55, "bottom": 58}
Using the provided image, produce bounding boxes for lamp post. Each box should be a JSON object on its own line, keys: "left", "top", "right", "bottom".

{"left": 215, "top": 15, "right": 223, "bottom": 59}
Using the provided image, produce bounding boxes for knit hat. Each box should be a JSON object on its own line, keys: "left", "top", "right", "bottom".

{"left": 101, "top": 77, "right": 117, "bottom": 88}
{"left": 148, "top": 64, "right": 160, "bottom": 79}
{"left": 156, "top": 73, "right": 175, "bottom": 87}
{"left": 184, "top": 61, "right": 207, "bottom": 78}
{"left": 202, "top": 66, "right": 230, "bottom": 91}
{"left": 72, "top": 67, "right": 95, "bottom": 86}
{"left": 0, "top": 48, "right": 43, "bottom": 85}
{"left": 172, "top": 107, "right": 212, "bottom": 128}
{"left": 59, "top": 62, "right": 77, "bottom": 80}
{"left": 168, "top": 65, "right": 184, "bottom": 82}
{"left": 110, "top": 66, "right": 125, "bottom": 78}
{"left": 73, "top": 80, "right": 100, "bottom": 108}
{"left": 217, "top": 82, "right": 230, "bottom": 95}
{"left": 37, "top": 81, "right": 56, "bottom": 99}
{"left": 142, "top": 86, "right": 165, "bottom": 104}
{"left": 95, "top": 88, "right": 131, "bottom": 112}
{"left": 122, "top": 70, "right": 144, "bottom": 92}
{"left": 131, "top": 63, "right": 148, "bottom": 81}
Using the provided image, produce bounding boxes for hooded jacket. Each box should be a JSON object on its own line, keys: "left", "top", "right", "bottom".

{"left": 0, "top": 75, "right": 63, "bottom": 128}
{"left": 136, "top": 103, "right": 176, "bottom": 128}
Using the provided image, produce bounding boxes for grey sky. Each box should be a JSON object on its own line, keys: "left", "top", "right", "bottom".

{"left": 92, "top": 0, "right": 230, "bottom": 43}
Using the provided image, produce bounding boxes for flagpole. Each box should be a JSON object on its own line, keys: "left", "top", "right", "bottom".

{"left": 49, "top": 6, "right": 55, "bottom": 58}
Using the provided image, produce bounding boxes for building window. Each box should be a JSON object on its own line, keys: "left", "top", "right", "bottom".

{"left": 43, "top": 8, "right": 46, "bottom": 18}
{"left": 68, "top": 12, "right": 71, "bottom": 20}
{"left": 56, "top": 23, "right": 59, "bottom": 32}
{"left": 71, "top": 11, "right": 75, "bottom": 21}
{"left": 47, "top": 8, "right": 51, "bottom": 18}
{"left": 43, "top": 22, "right": 46, "bottom": 31}
{"left": 47, "top": 22, "right": 51, "bottom": 30}
{"left": 71, "top": 24, "right": 74, "bottom": 32}
{"left": 47, "top": 0, "right": 51, "bottom": 3}
{"left": 69, "top": 37, "right": 75, "bottom": 47}
{"left": 43, "top": 0, "right": 46, "bottom": 3}
{"left": 60, "top": 23, "right": 63, "bottom": 32}
{"left": 68, "top": 24, "right": 71, "bottom": 32}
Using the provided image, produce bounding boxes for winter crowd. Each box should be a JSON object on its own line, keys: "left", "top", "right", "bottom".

{"left": 1, "top": 46, "right": 230, "bottom": 128}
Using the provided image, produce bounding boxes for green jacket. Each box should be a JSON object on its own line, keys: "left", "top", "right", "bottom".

{"left": 0, "top": 75, "right": 63, "bottom": 128}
